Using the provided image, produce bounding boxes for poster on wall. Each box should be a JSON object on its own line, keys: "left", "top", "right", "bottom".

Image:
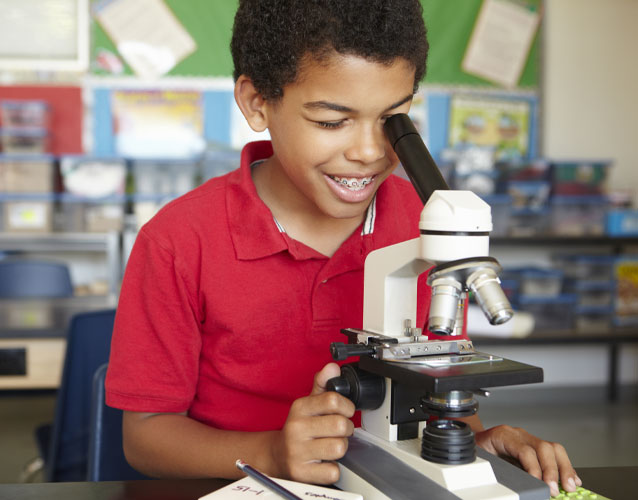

{"left": 461, "top": 0, "right": 541, "bottom": 88}
{"left": 447, "top": 95, "right": 531, "bottom": 162}
{"left": 93, "top": 0, "right": 196, "bottom": 78}
{"left": 111, "top": 89, "right": 205, "bottom": 158}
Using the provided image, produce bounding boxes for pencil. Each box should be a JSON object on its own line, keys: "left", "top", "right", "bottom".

{"left": 235, "top": 459, "right": 303, "bottom": 500}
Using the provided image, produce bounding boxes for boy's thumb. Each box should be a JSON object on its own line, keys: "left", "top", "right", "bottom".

{"left": 310, "top": 362, "right": 342, "bottom": 396}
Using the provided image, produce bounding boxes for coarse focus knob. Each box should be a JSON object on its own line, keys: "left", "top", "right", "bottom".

{"left": 326, "top": 364, "right": 385, "bottom": 410}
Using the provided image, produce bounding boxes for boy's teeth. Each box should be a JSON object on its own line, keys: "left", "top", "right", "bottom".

{"left": 330, "top": 175, "right": 374, "bottom": 190}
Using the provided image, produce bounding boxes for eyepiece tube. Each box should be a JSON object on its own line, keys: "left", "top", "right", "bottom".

{"left": 384, "top": 113, "right": 449, "bottom": 204}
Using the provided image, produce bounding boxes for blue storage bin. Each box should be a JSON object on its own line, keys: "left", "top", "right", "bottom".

{"left": 574, "top": 304, "right": 613, "bottom": 332}
{"left": 507, "top": 180, "right": 551, "bottom": 211}
{"left": 553, "top": 254, "right": 616, "bottom": 281}
{"left": 517, "top": 294, "right": 577, "bottom": 331}
{"left": 481, "top": 194, "right": 511, "bottom": 236}
{"left": 509, "top": 206, "right": 551, "bottom": 236}
{"left": 549, "top": 195, "right": 609, "bottom": 236}
{"left": 605, "top": 210, "right": 638, "bottom": 236}
{"left": 567, "top": 280, "right": 614, "bottom": 307}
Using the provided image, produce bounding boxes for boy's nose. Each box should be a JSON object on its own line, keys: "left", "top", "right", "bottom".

{"left": 345, "top": 124, "right": 386, "bottom": 164}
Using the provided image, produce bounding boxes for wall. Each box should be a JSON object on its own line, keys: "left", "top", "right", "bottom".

{"left": 542, "top": 0, "right": 638, "bottom": 203}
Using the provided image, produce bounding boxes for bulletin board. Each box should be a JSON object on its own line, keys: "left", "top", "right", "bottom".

{"left": 423, "top": 0, "right": 541, "bottom": 88}
{"left": 90, "top": 0, "right": 540, "bottom": 88}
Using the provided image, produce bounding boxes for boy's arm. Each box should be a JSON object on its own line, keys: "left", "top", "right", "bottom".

{"left": 122, "top": 363, "right": 355, "bottom": 484}
{"left": 459, "top": 414, "right": 581, "bottom": 497}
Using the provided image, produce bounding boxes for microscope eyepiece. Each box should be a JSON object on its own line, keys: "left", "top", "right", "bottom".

{"left": 384, "top": 114, "right": 449, "bottom": 204}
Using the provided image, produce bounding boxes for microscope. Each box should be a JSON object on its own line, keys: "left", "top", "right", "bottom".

{"left": 327, "top": 114, "right": 550, "bottom": 500}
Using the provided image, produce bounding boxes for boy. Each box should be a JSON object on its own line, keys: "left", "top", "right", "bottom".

{"left": 106, "top": 0, "right": 580, "bottom": 496}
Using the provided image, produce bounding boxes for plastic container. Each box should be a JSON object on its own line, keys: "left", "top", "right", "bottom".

{"left": 507, "top": 181, "right": 551, "bottom": 210}
{"left": 510, "top": 267, "right": 564, "bottom": 298}
{"left": 0, "top": 128, "right": 49, "bottom": 154}
{"left": 552, "top": 254, "right": 616, "bottom": 281}
{"left": 57, "top": 194, "right": 125, "bottom": 233}
{"left": 132, "top": 159, "right": 197, "bottom": 196}
{"left": 496, "top": 158, "right": 550, "bottom": 183}
{"left": 574, "top": 305, "right": 613, "bottom": 332}
{"left": 0, "top": 100, "right": 50, "bottom": 129}
{"left": 0, "top": 193, "right": 54, "bottom": 233}
{"left": 605, "top": 209, "right": 638, "bottom": 236}
{"left": 131, "top": 193, "right": 175, "bottom": 230}
{"left": 568, "top": 280, "right": 614, "bottom": 307}
{"left": 499, "top": 278, "right": 519, "bottom": 305}
{"left": 201, "top": 149, "right": 241, "bottom": 182}
{"left": 454, "top": 171, "right": 498, "bottom": 195}
{"left": 516, "top": 294, "right": 577, "bottom": 331}
{"left": 60, "top": 156, "right": 127, "bottom": 198}
{"left": 549, "top": 195, "right": 609, "bottom": 236}
{"left": 550, "top": 160, "right": 612, "bottom": 196}
{"left": 0, "top": 155, "right": 55, "bottom": 193}
{"left": 613, "top": 257, "right": 638, "bottom": 326}
{"left": 482, "top": 194, "right": 511, "bottom": 236}
{"left": 508, "top": 207, "right": 550, "bottom": 236}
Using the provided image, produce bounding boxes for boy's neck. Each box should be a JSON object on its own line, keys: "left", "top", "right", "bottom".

{"left": 252, "top": 159, "right": 366, "bottom": 257}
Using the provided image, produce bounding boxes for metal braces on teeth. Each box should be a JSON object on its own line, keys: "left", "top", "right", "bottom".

{"left": 334, "top": 176, "right": 372, "bottom": 189}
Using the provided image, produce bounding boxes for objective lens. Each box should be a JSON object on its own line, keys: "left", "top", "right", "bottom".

{"left": 467, "top": 268, "right": 514, "bottom": 325}
{"left": 428, "top": 277, "right": 462, "bottom": 335}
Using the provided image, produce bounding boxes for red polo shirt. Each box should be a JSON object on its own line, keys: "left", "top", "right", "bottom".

{"left": 106, "top": 141, "right": 463, "bottom": 432}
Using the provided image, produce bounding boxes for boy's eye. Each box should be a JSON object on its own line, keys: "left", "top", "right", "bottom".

{"left": 316, "top": 120, "right": 345, "bottom": 129}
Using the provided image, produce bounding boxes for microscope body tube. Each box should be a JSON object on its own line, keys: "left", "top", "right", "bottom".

{"left": 384, "top": 114, "right": 449, "bottom": 203}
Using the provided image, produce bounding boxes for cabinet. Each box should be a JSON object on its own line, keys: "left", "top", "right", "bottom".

{"left": 0, "top": 232, "right": 121, "bottom": 389}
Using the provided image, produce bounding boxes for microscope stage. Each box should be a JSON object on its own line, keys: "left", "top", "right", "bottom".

{"left": 359, "top": 353, "right": 543, "bottom": 392}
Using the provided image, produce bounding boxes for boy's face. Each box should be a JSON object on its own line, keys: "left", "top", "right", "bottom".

{"left": 260, "top": 53, "right": 415, "bottom": 222}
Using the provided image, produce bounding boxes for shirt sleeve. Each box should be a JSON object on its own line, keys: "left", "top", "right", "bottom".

{"left": 105, "top": 228, "right": 202, "bottom": 413}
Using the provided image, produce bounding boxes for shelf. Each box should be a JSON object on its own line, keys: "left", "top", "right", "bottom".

{"left": 0, "top": 232, "right": 119, "bottom": 252}
{"left": 490, "top": 236, "right": 638, "bottom": 247}
{"left": 472, "top": 326, "right": 638, "bottom": 345}
{"left": 0, "top": 232, "right": 122, "bottom": 296}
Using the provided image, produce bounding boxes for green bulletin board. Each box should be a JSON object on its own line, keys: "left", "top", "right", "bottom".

{"left": 91, "top": 0, "right": 540, "bottom": 88}
{"left": 91, "top": 0, "right": 239, "bottom": 77}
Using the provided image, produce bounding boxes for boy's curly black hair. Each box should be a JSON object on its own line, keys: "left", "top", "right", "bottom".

{"left": 231, "top": 0, "right": 428, "bottom": 100}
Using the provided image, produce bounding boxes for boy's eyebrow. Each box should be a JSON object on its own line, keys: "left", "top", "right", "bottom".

{"left": 303, "top": 94, "right": 414, "bottom": 113}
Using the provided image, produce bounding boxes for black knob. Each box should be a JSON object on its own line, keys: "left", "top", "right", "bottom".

{"left": 326, "top": 364, "right": 385, "bottom": 410}
{"left": 330, "top": 342, "right": 375, "bottom": 361}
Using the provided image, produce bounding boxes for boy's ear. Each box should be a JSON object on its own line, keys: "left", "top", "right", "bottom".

{"left": 234, "top": 75, "right": 269, "bottom": 132}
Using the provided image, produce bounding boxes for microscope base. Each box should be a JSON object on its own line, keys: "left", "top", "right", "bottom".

{"left": 337, "top": 430, "right": 549, "bottom": 500}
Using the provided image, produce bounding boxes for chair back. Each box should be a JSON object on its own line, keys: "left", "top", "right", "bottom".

{"left": 0, "top": 260, "right": 73, "bottom": 298}
{"left": 45, "top": 309, "right": 116, "bottom": 482}
{"left": 88, "top": 363, "right": 149, "bottom": 481}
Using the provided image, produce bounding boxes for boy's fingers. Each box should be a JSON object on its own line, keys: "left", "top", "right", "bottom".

{"left": 310, "top": 363, "right": 342, "bottom": 395}
{"left": 292, "top": 391, "right": 355, "bottom": 419}
{"left": 289, "top": 460, "right": 342, "bottom": 486}
{"left": 288, "top": 413, "right": 354, "bottom": 439}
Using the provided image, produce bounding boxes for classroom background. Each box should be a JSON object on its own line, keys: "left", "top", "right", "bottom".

{"left": 0, "top": 0, "right": 636, "bottom": 485}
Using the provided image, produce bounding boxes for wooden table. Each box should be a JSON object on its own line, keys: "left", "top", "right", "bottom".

{"left": 0, "top": 467, "right": 632, "bottom": 500}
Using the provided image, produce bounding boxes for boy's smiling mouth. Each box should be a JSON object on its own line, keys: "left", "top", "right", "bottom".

{"left": 327, "top": 174, "right": 375, "bottom": 191}
{"left": 324, "top": 173, "right": 379, "bottom": 203}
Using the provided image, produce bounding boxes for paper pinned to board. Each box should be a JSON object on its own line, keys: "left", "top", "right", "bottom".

{"left": 199, "top": 475, "right": 363, "bottom": 500}
{"left": 93, "top": 0, "right": 196, "bottom": 78}
{"left": 462, "top": 0, "right": 541, "bottom": 88}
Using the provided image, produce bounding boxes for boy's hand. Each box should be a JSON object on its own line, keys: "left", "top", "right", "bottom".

{"left": 475, "top": 425, "right": 582, "bottom": 497}
{"left": 272, "top": 363, "right": 355, "bottom": 484}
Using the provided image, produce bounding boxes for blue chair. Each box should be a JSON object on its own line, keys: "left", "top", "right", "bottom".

{"left": 88, "top": 363, "right": 149, "bottom": 481}
{"left": 0, "top": 260, "right": 73, "bottom": 298}
{"left": 38, "top": 309, "right": 118, "bottom": 482}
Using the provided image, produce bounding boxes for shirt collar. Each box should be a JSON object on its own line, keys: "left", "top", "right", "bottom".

{"left": 227, "top": 141, "right": 289, "bottom": 260}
